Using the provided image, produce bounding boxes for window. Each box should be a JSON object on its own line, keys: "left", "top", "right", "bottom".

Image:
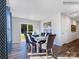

{"left": 28, "top": 24, "right": 33, "bottom": 31}
{"left": 21, "top": 24, "right": 27, "bottom": 33}
{"left": 21, "top": 24, "right": 33, "bottom": 34}
{"left": 43, "top": 22, "right": 52, "bottom": 33}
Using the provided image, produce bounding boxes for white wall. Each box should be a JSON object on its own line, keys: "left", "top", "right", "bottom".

{"left": 12, "top": 15, "right": 79, "bottom": 45}
{"left": 40, "top": 13, "right": 62, "bottom": 46}
{"left": 51, "top": 13, "right": 62, "bottom": 46}
{"left": 77, "top": 22, "right": 79, "bottom": 38}
{"left": 40, "top": 19, "right": 51, "bottom": 33}
{"left": 61, "top": 15, "right": 79, "bottom": 44}
{"left": 40, "top": 13, "right": 79, "bottom": 46}
{"left": 12, "top": 17, "right": 40, "bottom": 43}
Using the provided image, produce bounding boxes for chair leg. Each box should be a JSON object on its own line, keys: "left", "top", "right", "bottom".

{"left": 30, "top": 44, "right": 32, "bottom": 53}
{"left": 51, "top": 48, "right": 52, "bottom": 54}
{"left": 51, "top": 48, "right": 58, "bottom": 59}
{"left": 46, "top": 49, "right": 48, "bottom": 59}
{"left": 35, "top": 45, "right": 36, "bottom": 52}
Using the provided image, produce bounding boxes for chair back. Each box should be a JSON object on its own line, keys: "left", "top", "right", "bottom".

{"left": 47, "top": 34, "right": 56, "bottom": 49}
{"left": 46, "top": 33, "right": 52, "bottom": 36}
{"left": 27, "top": 34, "right": 32, "bottom": 42}
{"left": 23, "top": 33, "right": 29, "bottom": 43}
{"left": 41, "top": 33, "right": 45, "bottom": 36}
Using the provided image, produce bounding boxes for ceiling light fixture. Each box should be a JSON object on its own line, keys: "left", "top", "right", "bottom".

{"left": 72, "top": 20, "right": 77, "bottom": 25}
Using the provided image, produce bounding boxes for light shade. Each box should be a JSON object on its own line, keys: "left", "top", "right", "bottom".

{"left": 72, "top": 20, "right": 77, "bottom": 25}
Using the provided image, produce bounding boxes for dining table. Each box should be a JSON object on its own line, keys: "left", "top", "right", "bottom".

{"left": 33, "top": 36, "right": 46, "bottom": 53}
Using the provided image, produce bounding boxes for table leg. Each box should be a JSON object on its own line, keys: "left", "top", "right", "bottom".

{"left": 36, "top": 43, "right": 39, "bottom": 53}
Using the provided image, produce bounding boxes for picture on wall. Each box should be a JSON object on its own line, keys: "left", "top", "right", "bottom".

{"left": 71, "top": 24, "right": 76, "bottom": 32}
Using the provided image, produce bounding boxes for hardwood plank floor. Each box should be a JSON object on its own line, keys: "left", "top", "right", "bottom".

{"left": 8, "top": 39, "right": 79, "bottom": 59}
{"left": 8, "top": 42, "right": 29, "bottom": 59}
{"left": 8, "top": 42, "right": 60, "bottom": 59}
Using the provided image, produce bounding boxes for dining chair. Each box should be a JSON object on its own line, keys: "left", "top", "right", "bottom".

{"left": 38, "top": 35, "right": 47, "bottom": 53}
{"left": 41, "top": 34, "right": 58, "bottom": 59}
{"left": 41, "top": 33, "right": 45, "bottom": 36}
{"left": 25, "top": 34, "right": 36, "bottom": 53}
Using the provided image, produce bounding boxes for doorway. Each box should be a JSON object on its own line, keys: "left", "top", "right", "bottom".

{"left": 20, "top": 24, "right": 33, "bottom": 42}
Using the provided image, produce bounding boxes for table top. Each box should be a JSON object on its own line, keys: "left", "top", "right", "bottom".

{"left": 33, "top": 36, "right": 46, "bottom": 42}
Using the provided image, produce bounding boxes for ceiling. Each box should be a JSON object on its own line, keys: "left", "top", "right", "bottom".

{"left": 62, "top": 4, "right": 79, "bottom": 21}
{"left": 8, "top": 0, "right": 63, "bottom": 20}
{"left": 8, "top": 0, "right": 79, "bottom": 21}
{"left": 62, "top": 0, "right": 79, "bottom": 21}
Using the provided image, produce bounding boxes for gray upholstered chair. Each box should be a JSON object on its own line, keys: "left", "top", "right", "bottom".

{"left": 41, "top": 34, "right": 58, "bottom": 59}
{"left": 26, "top": 34, "right": 36, "bottom": 53}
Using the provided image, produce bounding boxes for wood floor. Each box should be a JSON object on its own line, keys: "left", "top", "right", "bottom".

{"left": 8, "top": 42, "right": 29, "bottom": 59}
{"left": 57, "top": 39, "right": 79, "bottom": 57}
{"left": 8, "top": 39, "right": 79, "bottom": 59}
{"left": 8, "top": 42, "right": 60, "bottom": 59}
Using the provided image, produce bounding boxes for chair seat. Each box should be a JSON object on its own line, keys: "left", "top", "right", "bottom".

{"left": 41, "top": 43, "right": 47, "bottom": 49}
{"left": 38, "top": 40, "right": 46, "bottom": 44}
